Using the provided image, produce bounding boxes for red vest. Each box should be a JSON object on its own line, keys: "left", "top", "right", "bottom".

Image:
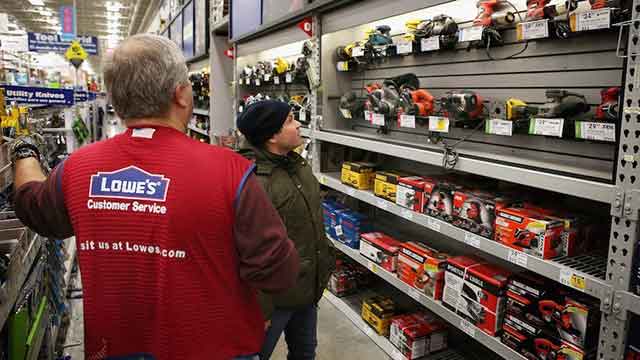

{"left": 61, "top": 126, "right": 264, "bottom": 359}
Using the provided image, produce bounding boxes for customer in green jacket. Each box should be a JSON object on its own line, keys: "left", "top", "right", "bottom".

{"left": 237, "top": 100, "right": 335, "bottom": 360}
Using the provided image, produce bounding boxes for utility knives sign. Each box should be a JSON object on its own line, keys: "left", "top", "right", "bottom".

{"left": 298, "top": 17, "right": 313, "bottom": 37}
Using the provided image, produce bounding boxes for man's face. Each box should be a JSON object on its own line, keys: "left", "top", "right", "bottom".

{"left": 270, "top": 112, "right": 303, "bottom": 152}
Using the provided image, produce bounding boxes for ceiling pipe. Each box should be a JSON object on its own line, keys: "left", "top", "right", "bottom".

{"left": 134, "top": 0, "right": 161, "bottom": 34}
{"left": 126, "top": 0, "right": 144, "bottom": 37}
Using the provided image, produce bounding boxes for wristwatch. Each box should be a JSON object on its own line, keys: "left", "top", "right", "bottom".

{"left": 14, "top": 146, "right": 40, "bottom": 161}
{"left": 10, "top": 136, "right": 42, "bottom": 164}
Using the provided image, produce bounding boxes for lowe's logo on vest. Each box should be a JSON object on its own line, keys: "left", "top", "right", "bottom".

{"left": 89, "top": 166, "right": 170, "bottom": 201}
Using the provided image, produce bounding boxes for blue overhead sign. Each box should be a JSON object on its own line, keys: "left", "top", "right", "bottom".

{"left": 27, "top": 32, "right": 98, "bottom": 55}
{"left": 74, "top": 91, "right": 97, "bottom": 102}
{"left": 1, "top": 85, "right": 75, "bottom": 106}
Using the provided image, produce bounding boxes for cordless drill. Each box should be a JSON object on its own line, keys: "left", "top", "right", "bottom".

{"left": 527, "top": 0, "right": 550, "bottom": 20}
{"left": 474, "top": 0, "right": 500, "bottom": 27}
{"left": 595, "top": 87, "right": 620, "bottom": 122}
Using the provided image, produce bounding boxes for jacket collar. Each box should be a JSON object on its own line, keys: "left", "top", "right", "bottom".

{"left": 239, "top": 144, "right": 304, "bottom": 175}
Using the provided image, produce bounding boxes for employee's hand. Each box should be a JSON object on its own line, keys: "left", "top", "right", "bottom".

{"left": 10, "top": 134, "right": 44, "bottom": 164}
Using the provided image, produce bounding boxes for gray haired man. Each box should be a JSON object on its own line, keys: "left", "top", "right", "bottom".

{"left": 10, "top": 34, "right": 299, "bottom": 360}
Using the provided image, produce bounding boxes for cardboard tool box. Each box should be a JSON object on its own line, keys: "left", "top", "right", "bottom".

{"left": 374, "top": 171, "right": 409, "bottom": 203}
{"left": 397, "top": 241, "right": 449, "bottom": 300}
{"left": 341, "top": 162, "right": 377, "bottom": 190}
{"left": 390, "top": 312, "right": 448, "bottom": 359}
{"left": 362, "top": 296, "right": 396, "bottom": 336}
{"left": 494, "top": 207, "right": 564, "bottom": 259}
{"left": 360, "top": 232, "right": 402, "bottom": 273}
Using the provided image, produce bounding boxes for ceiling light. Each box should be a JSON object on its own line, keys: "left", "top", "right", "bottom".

{"left": 107, "top": 12, "right": 121, "bottom": 20}
{"left": 28, "top": 0, "right": 45, "bottom": 6}
{"left": 106, "top": 1, "right": 122, "bottom": 11}
{"left": 45, "top": 18, "right": 58, "bottom": 24}
{"left": 38, "top": 9, "right": 53, "bottom": 16}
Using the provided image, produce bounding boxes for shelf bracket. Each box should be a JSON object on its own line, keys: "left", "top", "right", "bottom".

{"left": 611, "top": 189, "right": 640, "bottom": 220}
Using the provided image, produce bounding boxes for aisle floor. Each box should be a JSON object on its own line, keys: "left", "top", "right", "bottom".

{"left": 64, "top": 293, "right": 390, "bottom": 360}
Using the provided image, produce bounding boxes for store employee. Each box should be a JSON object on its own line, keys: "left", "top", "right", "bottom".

{"left": 10, "top": 34, "right": 299, "bottom": 360}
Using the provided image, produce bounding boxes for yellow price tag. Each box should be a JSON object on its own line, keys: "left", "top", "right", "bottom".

{"left": 570, "top": 274, "right": 586, "bottom": 290}
{"left": 319, "top": 176, "right": 327, "bottom": 185}
{"left": 428, "top": 116, "right": 450, "bottom": 133}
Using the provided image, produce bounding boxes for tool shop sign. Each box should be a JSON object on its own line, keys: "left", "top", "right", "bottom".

{"left": 27, "top": 32, "right": 98, "bottom": 55}
{"left": 0, "top": 85, "right": 74, "bottom": 106}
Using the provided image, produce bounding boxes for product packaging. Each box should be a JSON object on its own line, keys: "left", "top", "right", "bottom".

{"left": 389, "top": 312, "right": 448, "bottom": 359}
{"left": 452, "top": 190, "right": 512, "bottom": 239}
{"left": 396, "top": 176, "right": 433, "bottom": 213}
{"left": 494, "top": 207, "right": 564, "bottom": 259}
{"left": 322, "top": 200, "right": 347, "bottom": 240}
{"left": 442, "top": 256, "right": 511, "bottom": 336}
{"left": 501, "top": 329, "right": 594, "bottom": 360}
{"left": 336, "top": 210, "right": 373, "bottom": 249}
{"left": 362, "top": 296, "right": 396, "bottom": 336}
{"left": 360, "top": 232, "right": 402, "bottom": 273}
{"left": 341, "top": 162, "right": 377, "bottom": 190}
{"left": 541, "top": 292, "right": 600, "bottom": 350}
{"left": 423, "top": 179, "right": 460, "bottom": 223}
{"left": 397, "top": 241, "right": 449, "bottom": 300}
{"left": 505, "top": 273, "right": 559, "bottom": 331}
{"left": 328, "top": 269, "right": 359, "bottom": 297}
{"left": 374, "top": 171, "right": 409, "bottom": 203}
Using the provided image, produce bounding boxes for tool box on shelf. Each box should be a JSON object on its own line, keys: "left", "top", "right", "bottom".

{"left": 494, "top": 207, "right": 565, "bottom": 259}
{"left": 341, "top": 162, "right": 377, "bottom": 190}
{"left": 374, "top": 171, "right": 409, "bottom": 203}
{"left": 543, "top": 291, "right": 600, "bottom": 351}
{"left": 442, "top": 255, "right": 512, "bottom": 336}
{"left": 389, "top": 312, "right": 448, "bottom": 359}
{"left": 504, "top": 273, "right": 559, "bottom": 331}
{"left": 397, "top": 241, "right": 449, "bottom": 300}
{"left": 423, "top": 178, "right": 460, "bottom": 223}
{"left": 396, "top": 176, "right": 433, "bottom": 213}
{"left": 336, "top": 210, "right": 373, "bottom": 249}
{"left": 501, "top": 329, "right": 594, "bottom": 360}
{"left": 360, "top": 232, "right": 402, "bottom": 273}
{"left": 452, "top": 190, "right": 512, "bottom": 239}
{"left": 362, "top": 296, "right": 396, "bottom": 337}
{"left": 322, "top": 199, "right": 347, "bottom": 240}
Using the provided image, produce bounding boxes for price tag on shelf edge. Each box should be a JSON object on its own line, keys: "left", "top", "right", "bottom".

{"left": 429, "top": 116, "right": 450, "bottom": 133}
{"left": 396, "top": 40, "right": 413, "bottom": 55}
{"left": 255, "top": 78, "right": 261, "bottom": 86}
{"left": 508, "top": 249, "right": 528, "bottom": 268}
{"left": 346, "top": 187, "right": 356, "bottom": 196}
{"left": 530, "top": 118, "right": 564, "bottom": 137}
{"left": 571, "top": 8, "right": 611, "bottom": 32}
{"left": 319, "top": 175, "right": 327, "bottom": 185}
{"left": 517, "top": 19, "right": 549, "bottom": 41}
{"left": 464, "top": 233, "right": 481, "bottom": 249}
{"left": 575, "top": 121, "right": 615, "bottom": 142}
{"left": 368, "top": 261, "right": 378, "bottom": 273}
{"left": 274, "top": 76, "right": 280, "bottom": 85}
{"left": 364, "top": 325, "right": 375, "bottom": 337}
{"left": 376, "top": 198, "right": 389, "bottom": 210}
{"left": 408, "top": 288, "right": 422, "bottom": 302}
{"left": 559, "top": 268, "right": 587, "bottom": 291}
{"left": 340, "top": 108, "right": 353, "bottom": 119}
{"left": 459, "top": 26, "right": 484, "bottom": 42}
{"left": 399, "top": 114, "right": 416, "bottom": 128}
{"left": 485, "top": 119, "right": 513, "bottom": 136}
{"left": 460, "top": 319, "right": 476, "bottom": 338}
{"left": 336, "top": 61, "right": 350, "bottom": 72}
{"left": 400, "top": 208, "right": 414, "bottom": 221}
{"left": 264, "top": 74, "right": 271, "bottom": 81}
{"left": 391, "top": 349, "right": 405, "bottom": 360}
{"left": 352, "top": 46, "right": 365, "bottom": 57}
{"left": 286, "top": 73, "right": 293, "bottom": 83}
{"left": 421, "top": 36, "right": 440, "bottom": 52}
{"left": 427, "top": 217, "right": 441, "bottom": 232}
{"left": 371, "top": 113, "right": 385, "bottom": 126}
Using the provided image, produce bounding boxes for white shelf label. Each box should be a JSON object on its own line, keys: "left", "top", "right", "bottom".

{"left": 459, "top": 26, "right": 484, "bottom": 42}
{"left": 340, "top": 108, "right": 353, "bottom": 119}
{"left": 427, "top": 218, "right": 441, "bottom": 232}
{"left": 464, "top": 233, "right": 481, "bottom": 249}
{"left": 399, "top": 114, "right": 416, "bottom": 128}
{"left": 391, "top": 349, "right": 406, "bottom": 360}
{"left": 346, "top": 187, "right": 356, "bottom": 196}
{"left": 575, "top": 121, "right": 615, "bottom": 142}
{"left": 274, "top": 76, "right": 280, "bottom": 85}
{"left": 264, "top": 74, "right": 271, "bottom": 81}
{"left": 400, "top": 208, "right": 414, "bottom": 221}
{"left": 559, "top": 268, "right": 587, "bottom": 291}
{"left": 421, "top": 36, "right": 440, "bottom": 52}
{"left": 364, "top": 110, "right": 373, "bottom": 122}
{"left": 299, "top": 111, "right": 307, "bottom": 122}
{"left": 371, "top": 113, "right": 385, "bottom": 126}
{"left": 352, "top": 46, "right": 364, "bottom": 57}
{"left": 572, "top": 8, "right": 611, "bottom": 32}
{"left": 517, "top": 19, "right": 549, "bottom": 41}
{"left": 377, "top": 198, "right": 389, "bottom": 210}
{"left": 286, "top": 73, "right": 293, "bottom": 83}
{"left": 508, "top": 249, "right": 528, "bottom": 268}
{"left": 408, "top": 287, "right": 422, "bottom": 302}
{"left": 336, "top": 61, "right": 350, "bottom": 72}
{"left": 396, "top": 40, "right": 413, "bottom": 55}
{"left": 485, "top": 119, "right": 513, "bottom": 136}
{"left": 429, "top": 116, "right": 450, "bottom": 133}
{"left": 255, "top": 78, "right": 261, "bottom": 86}
{"left": 364, "top": 325, "right": 375, "bottom": 337}
{"left": 319, "top": 175, "right": 327, "bottom": 185}
{"left": 530, "top": 118, "right": 564, "bottom": 137}
{"left": 335, "top": 225, "right": 343, "bottom": 237}
{"left": 460, "top": 319, "right": 476, "bottom": 338}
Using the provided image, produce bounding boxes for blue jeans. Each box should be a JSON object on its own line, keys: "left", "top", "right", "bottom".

{"left": 260, "top": 304, "right": 318, "bottom": 360}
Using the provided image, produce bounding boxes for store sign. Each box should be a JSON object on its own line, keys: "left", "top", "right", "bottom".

{"left": 0, "top": 35, "right": 28, "bottom": 52}
{"left": 28, "top": 32, "right": 98, "bottom": 55}
{"left": 60, "top": 6, "right": 77, "bottom": 41}
{"left": 0, "top": 85, "right": 74, "bottom": 105}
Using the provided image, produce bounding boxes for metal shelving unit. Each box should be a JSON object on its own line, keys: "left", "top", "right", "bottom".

{"left": 328, "top": 237, "right": 526, "bottom": 360}
{"left": 188, "top": 124, "right": 210, "bottom": 136}
{"left": 193, "top": 108, "right": 210, "bottom": 116}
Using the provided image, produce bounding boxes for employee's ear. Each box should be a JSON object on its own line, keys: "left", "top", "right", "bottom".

{"left": 174, "top": 83, "right": 191, "bottom": 108}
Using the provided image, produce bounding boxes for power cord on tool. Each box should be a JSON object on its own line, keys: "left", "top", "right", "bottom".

{"left": 441, "top": 119, "right": 486, "bottom": 170}
{"left": 485, "top": 0, "right": 529, "bottom": 61}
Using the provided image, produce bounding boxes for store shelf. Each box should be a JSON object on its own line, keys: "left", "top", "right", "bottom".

{"left": 328, "top": 237, "right": 526, "bottom": 360}
{"left": 314, "top": 130, "right": 614, "bottom": 204}
{"left": 212, "top": 15, "right": 229, "bottom": 36}
{"left": 193, "top": 108, "right": 209, "bottom": 116}
{"left": 619, "top": 291, "right": 640, "bottom": 317}
{"left": 317, "top": 172, "right": 611, "bottom": 300}
{"left": 301, "top": 127, "right": 311, "bottom": 138}
{"left": 323, "top": 291, "right": 467, "bottom": 360}
{"left": 188, "top": 124, "right": 210, "bottom": 136}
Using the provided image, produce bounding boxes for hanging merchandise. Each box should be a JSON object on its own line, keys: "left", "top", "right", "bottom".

{"left": 407, "top": 15, "right": 459, "bottom": 51}
{"left": 338, "top": 92, "right": 366, "bottom": 119}
{"left": 72, "top": 116, "right": 90, "bottom": 145}
{"left": 1, "top": 104, "right": 30, "bottom": 138}
{"left": 440, "top": 91, "right": 485, "bottom": 127}
{"left": 595, "top": 87, "right": 620, "bottom": 122}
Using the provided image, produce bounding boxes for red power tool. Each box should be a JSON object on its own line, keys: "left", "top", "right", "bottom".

{"left": 411, "top": 89, "right": 435, "bottom": 116}
{"left": 595, "top": 87, "right": 620, "bottom": 122}
{"left": 475, "top": 0, "right": 499, "bottom": 27}
{"left": 534, "top": 338, "right": 568, "bottom": 360}
{"left": 539, "top": 300, "right": 581, "bottom": 338}
{"left": 527, "top": 0, "right": 551, "bottom": 20}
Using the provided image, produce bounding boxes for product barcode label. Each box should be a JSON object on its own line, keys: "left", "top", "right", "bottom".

{"left": 364, "top": 110, "right": 372, "bottom": 122}
{"left": 334, "top": 225, "right": 343, "bottom": 236}
{"left": 460, "top": 319, "right": 476, "bottom": 338}
{"left": 396, "top": 40, "right": 413, "bottom": 55}
{"left": 575, "top": 121, "right": 615, "bottom": 142}
{"left": 371, "top": 113, "right": 385, "bottom": 126}
{"left": 286, "top": 73, "right": 293, "bottom": 83}
{"left": 464, "top": 233, "right": 481, "bottom": 248}
{"left": 340, "top": 108, "right": 353, "bottom": 119}
{"left": 421, "top": 36, "right": 440, "bottom": 52}
{"left": 485, "top": 119, "right": 513, "bottom": 136}
{"left": 352, "top": 46, "right": 364, "bottom": 57}
{"left": 571, "top": 8, "right": 611, "bottom": 32}
{"left": 255, "top": 78, "right": 261, "bottom": 86}
{"left": 274, "top": 76, "right": 280, "bottom": 84}
{"left": 399, "top": 114, "right": 416, "bottom": 128}
{"left": 376, "top": 198, "right": 389, "bottom": 210}
{"left": 508, "top": 249, "right": 528, "bottom": 267}
{"left": 459, "top": 26, "right": 484, "bottom": 42}
{"left": 559, "top": 269, "right": 587, "bottom": 291}
{"left": 299, "top": 111, "right": 306, "bottom": 122}
{"left": 336, "top": 61, "right": 350, "bottom": 72}
{"left": 429, "top": 116, "right": 450, "bottom": 133}
{"left": 264, "top": 74, "right": 271, "bottom": 81}
{"left": 427, "top": 217, "right": 441, "bottom": 232}
{"left": 517, "top": 19, "right": 549, "bottom": 41}
{"left": 400, "top": 208, "right": 414, "bottom": 220}
{"left": 530, "top": 118, "right": 564, "bottom": 137}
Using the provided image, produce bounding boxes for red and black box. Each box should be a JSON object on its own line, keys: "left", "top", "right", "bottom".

{"left": 452, "top": 190, "right": 512, "bottom": 239}
{"left": 360, "top": 232, "right": 402, "bottom": 273}
{"left": 389, "top": 312, "right": 448, "bottom": 359}
{"left": 494, "top": 207, "right": 565, "bottom": 259}
{"left": 423, "top": 178, "right": 461, "bottom": 223}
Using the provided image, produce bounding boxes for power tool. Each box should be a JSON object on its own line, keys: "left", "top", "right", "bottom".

{"left": 366, "top": 25, "right": 393, "bottom": 46}
{"left": 527, "top": 0, "right": 551, "bottom": 20}
{"left": 409, "top": 89, "right": 435, "bottom": 117}
{"left": 273, "top": 58, "right": 290, "bottom": 75}
{"left": 475, "top": 0, "right": 500, "bottom": 27}
{"left": 595, "top": 87, "right": 620, "bottom": 122}
{"left": 538, "top": 90, "right": 590, "bottom": 119}
{"left": 366, "top": 82, "right": 401, "bottom": 117}
{"left": 539, "top": 300, "right": 581, "bottom": 338}
{"left": 506, "top": 98, "right": 539, "bottom": 120}
{"left": 339, "top": 92, "right": 366, "bottom": 119}
{"left": 441, "top": 91, "right": 484, "bottom": 125}
{"left": 534, "top": 338, "right": 568, "bottom": 360}
{"left": 407, "top": 15, "right": 459, "bottom": 49}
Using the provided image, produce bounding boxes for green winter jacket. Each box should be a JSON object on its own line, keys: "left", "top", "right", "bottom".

{"left": 239, "top": 145, "right": 335, "bottom": 319}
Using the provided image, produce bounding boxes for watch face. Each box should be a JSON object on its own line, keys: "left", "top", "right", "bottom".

{"left": 15, "top": 147, "right": 39, "bottom": 161}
